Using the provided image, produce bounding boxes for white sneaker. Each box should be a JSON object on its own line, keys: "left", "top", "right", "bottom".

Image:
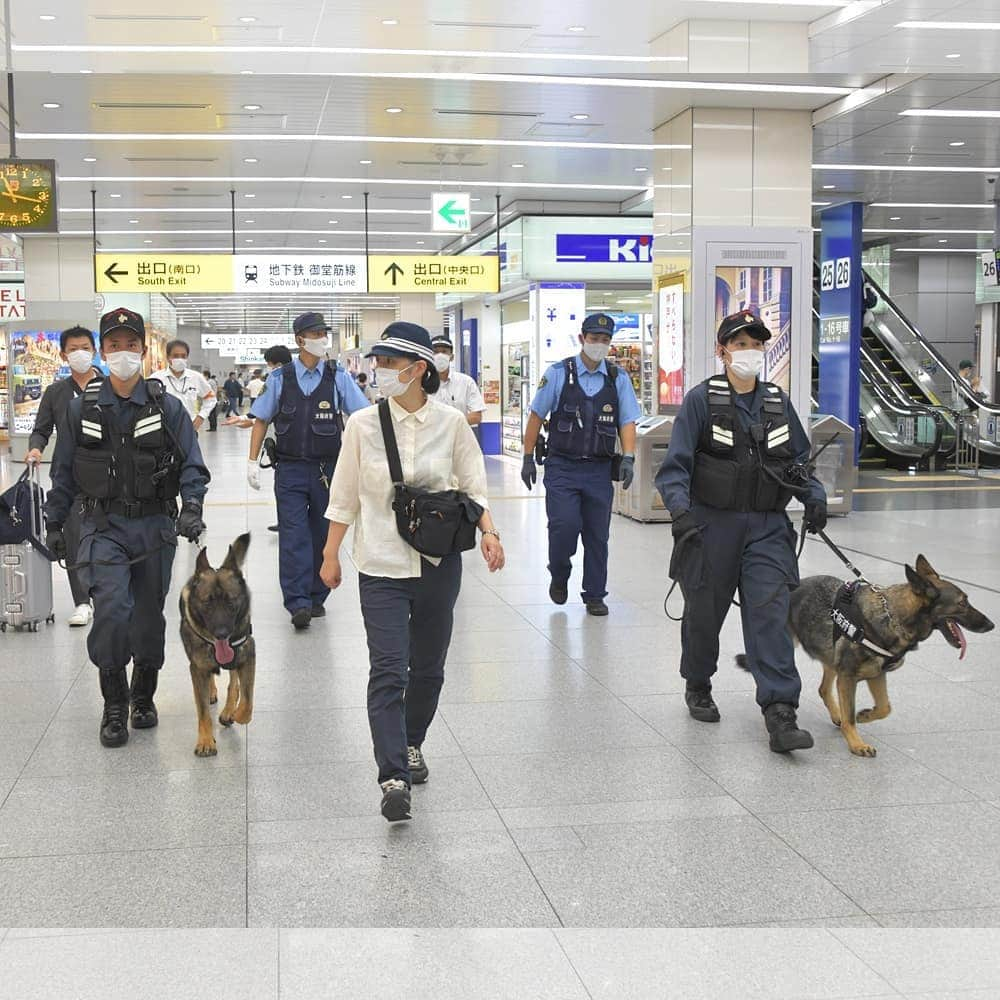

{"left": 67, "top": 604, "right": 92, "bottom": 627}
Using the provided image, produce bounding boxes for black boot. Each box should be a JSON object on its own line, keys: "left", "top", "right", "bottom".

{"left": 685, "top": 684, "right": 720, "bottom": 723}
{"left": 764, "top": 702, "right": 814, "bottom": 753}
{"left": 98, "top": 667, "right": 130, "bottom": 748}
{"left": 130, "top": 665, "right": 160, "bottom": 729}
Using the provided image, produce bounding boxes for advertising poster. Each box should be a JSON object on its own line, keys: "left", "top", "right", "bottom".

{"left": 714, "top": 266, "right": 792, "bottom": 393}
{"left": 8, "top": 329, "right": 65, "bottom": 435}
{"left": 657, "top": 275, "right": 685, "bottom": 408}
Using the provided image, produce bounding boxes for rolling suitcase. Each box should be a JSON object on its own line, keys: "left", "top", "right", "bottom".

{"left": 0, "top": 464, "right": 55, "bottom": 632}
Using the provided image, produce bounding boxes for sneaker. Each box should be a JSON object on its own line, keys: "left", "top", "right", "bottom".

{"left": 67, "top": 604, "right": 92, "bottom": 627}
{"left": 267, "top": 524, "right": 279, "bottom": 532}
{"left": 764, "top": 702, "right": 814, "bottom": 753}
{"left": 407, "top": 745, "right": 429, "bottom": 784}
{"left": 290, "top": 608, "right": 312, "bottom": 630}
{"left": 685, "top": 686, "right": 721, "bottom": 723}
{"left": 380, "top": 779, "right": 411, "bottom": 822}
{"left": 585, "top": 599, "right": 609, "bottom": 617}
{"left": 549, "top": 579, "right": 568, "bottom": 605}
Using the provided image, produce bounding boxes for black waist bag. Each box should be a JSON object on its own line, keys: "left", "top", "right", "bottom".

{"left": 378, "top": 399, "right": 484, "bottom": 558}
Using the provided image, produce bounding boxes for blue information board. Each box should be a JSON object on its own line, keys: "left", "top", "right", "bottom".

{"left": 818, "top": 202, "right": 863, "bottom": 462}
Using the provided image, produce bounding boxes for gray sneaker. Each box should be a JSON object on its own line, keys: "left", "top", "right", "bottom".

{"left": 380, "top": 779, "right": 411, "bottom": 822}
{"left": 407, "top": 745, "right": 429, "bottom": 784}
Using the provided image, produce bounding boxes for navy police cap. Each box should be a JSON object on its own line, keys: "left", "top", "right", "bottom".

{"left": 292, "top": 311, "right": 331, "bottom": 335}
{"left": 366, "top": 321, "right": 436, "bottom": 365}
{"left": 717, "top": 310, "right": 771, "bottom": 345}
{"left": 581, "top": 313, "right": 616, "bottom": 336}
{"left": 99, "top": 307, "right": 146, "bottom": 343}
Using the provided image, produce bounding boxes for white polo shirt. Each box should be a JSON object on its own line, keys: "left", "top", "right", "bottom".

{"left": 150, "top": 367, "right": 217, "bottom": 421}
{"left": 432, "top": 369, "right": 487, "bottom": 418}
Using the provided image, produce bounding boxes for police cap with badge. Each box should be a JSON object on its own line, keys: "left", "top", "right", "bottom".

{"left": 581, "top": 313, "right": 616, "bottom": 337}
{"left": 293, "top": 311, "right": 332, "bottom": 335}
{"left": 717, "top": 310, "right": 771, "bottom": 345}
{"left": 100, "top": 307, "right": 146, "bottom": 343}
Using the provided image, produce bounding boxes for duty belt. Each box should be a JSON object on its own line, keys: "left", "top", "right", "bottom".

{"left": 86, "top": 497, "right": 173, "bottom": 519}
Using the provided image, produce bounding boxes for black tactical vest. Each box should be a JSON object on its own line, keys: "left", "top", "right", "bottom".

{"left": 73, "top": 379, "right": 181, "bottom": 505}
{"left": 690, "top": 375, "right": 797, "bottom": 512}
{"left": 273, "top": 361, "right": 343, "bottom": 462}
{"left": 547, "top": 357, "right": 620, "bottom": 460}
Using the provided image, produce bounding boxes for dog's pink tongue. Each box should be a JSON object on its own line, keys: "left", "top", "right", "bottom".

{"left": 954, "top": 623, "right": 967, "bottom": 660}
{"left": 214, "top": 639, "right": 235, "bottom": 666}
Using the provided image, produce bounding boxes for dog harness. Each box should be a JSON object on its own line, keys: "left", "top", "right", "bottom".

{"left": 831, "top": 580, "right": 905, "bottom": 670}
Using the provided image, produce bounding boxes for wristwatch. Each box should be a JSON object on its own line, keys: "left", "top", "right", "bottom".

{"left": 481, "top": 528, "right": 501, "bottom": 541}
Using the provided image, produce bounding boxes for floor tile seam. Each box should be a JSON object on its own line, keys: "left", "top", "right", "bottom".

{"left": 1, "top": 660, "right": 89, "bottom": 812}
{"left": 14, "top": 763, "right": 250, "bottom": 782}
{"left": 824, "top": 927, "right": 909, "bottom": 996}
{"left": 434, "top": 711, "right": 566, "bottom": 930}
{"left": 549, "top": 928, "right": 596, "bottom": 1000}
{"left": 671, "top": 743, "right": 880, "bottom": 923}
{"left": 750, "top": 793, "right": 997, "bottom": 819}
{"left": 869, "top": 901, "right": 1000, "bottom": 922}
{"left": 474, "top": 576, "right": 575, "bottom": 651}
{"left": 493, "top": 789, "right": 737, "bottom": 816}
{"left": 0, "top": 839, "right": 249, "bottom": 863}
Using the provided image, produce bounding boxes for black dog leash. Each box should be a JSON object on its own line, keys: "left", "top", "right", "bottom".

{"left": 60, "top": 542, "right": 171, "bottom": 573}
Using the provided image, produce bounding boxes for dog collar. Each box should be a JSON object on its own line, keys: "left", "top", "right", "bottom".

{"left": 832, "top": 580, "right": 903, "bottom": 666}
{"left": 181, "top": 592, "right": 252, "bottom": 663}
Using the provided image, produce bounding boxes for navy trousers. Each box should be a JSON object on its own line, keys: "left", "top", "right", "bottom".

{"left": 77, "top": 512, "right": 178, "bottom": 672}
{"left": 359, "top": 554, "right": 463, "bottom": 786}
{"left": 679, "top": 505, "right": 802, "bottom": 709}
{"left": 543, "top": 455, "right": 614, "bottom": 603}
{"left": 275, "top": 459, "right": 333, "bottom": 614}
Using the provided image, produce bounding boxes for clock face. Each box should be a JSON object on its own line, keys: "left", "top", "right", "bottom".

{"left": 0, "top": 160, "right": 58, "bottom": 233}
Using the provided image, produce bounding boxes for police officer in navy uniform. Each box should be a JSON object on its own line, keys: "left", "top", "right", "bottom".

{"left": 521, "top": 313, "right": 641, "bottom": 616}
{"left": 247, "top": 311, "right": 369, "bottom": 629}
{"left": 45, "top": 308, "right": 209, "bottom": 748}
{"left": 655, "top": 310, "right": 827, "bottom": 753}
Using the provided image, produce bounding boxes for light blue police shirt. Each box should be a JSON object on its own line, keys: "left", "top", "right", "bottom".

{"left": 529, "top": 354, "right": 642, "bottom": 426}
{"left": 249, "top": 357, "right": 370, "bottom": 422}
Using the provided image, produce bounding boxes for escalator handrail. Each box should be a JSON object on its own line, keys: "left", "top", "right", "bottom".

{"left": 860, "top": 367, "right": 943, "bottom": 461}
{"left": 863, "top": 271, "right": 1000, "bottom": 418}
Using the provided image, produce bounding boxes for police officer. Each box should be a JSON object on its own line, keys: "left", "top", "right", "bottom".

{"left": 247, "top": 312, "right": 369, "bottom": 629}
{"left": 429, "top": 336, "right": 487, "bottom": 426}
{"left": 45, "top": 308, "right": 209, "bottom": 748}
{"left": 521, "top": 313, "right": 641, "bottom": 616}
{"left": 655, "top": 310, "right": 827, "bottom": 753}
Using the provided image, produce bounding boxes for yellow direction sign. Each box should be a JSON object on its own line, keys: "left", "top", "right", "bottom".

{"left": 367, "top": 254, "right": 499, "bottom": 294}
{"left": 95, "top": 253, "right": 234, "bottom": 293}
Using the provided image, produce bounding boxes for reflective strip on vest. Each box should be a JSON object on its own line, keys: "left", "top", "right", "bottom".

{"left": 81, "top": 419, "right": 103, "bottom": 440}
{"left": 133, "top": 413, "right": 162, "bottom": 439}
{"left": 768, "top": 425, "right": 790, "bottom": 449}
{"left": 711, "top": 426, "right": 735, "bottom": 446}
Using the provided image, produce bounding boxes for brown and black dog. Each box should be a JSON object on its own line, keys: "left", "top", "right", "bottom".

{"left": 786, "top": 555, "right": 993, "bottom": 757}
{"left": 179, "top": 533, "right": 255, "bottom": 757}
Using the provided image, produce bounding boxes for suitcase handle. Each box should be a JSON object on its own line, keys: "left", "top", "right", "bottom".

{"left": 10, "top": 569, "right": 25, "bottom": 599}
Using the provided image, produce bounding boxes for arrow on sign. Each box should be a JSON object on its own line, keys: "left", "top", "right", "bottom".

{"left": 103, "top": 261, "right": 128, "bottom": 284}
{"left": 384, "top": 262, "right": 405, "bottom": 286}
{"left": 436, "top": 199, "right": 467, "bottom": 227}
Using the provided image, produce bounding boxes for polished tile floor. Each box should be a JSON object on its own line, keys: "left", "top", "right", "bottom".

{"left": 1, "top": 427, "right": 999, "bottom": 940}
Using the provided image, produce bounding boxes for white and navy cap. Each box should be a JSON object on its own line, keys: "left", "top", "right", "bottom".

{"left": 366, "top": 321, "right": 436, "bottom": 365}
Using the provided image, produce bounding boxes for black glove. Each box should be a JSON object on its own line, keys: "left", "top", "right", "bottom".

{"left": 619, "top": 455, "right": 635, "bottom": 491}
{"left": 176, "top": 501, "right": 206, "bottom": 543}
{"left": 46, "top": 526, "right": 67, "bottom": 561}
{"left": 671, "top": 511, "right": 698, "bottom": 542}
{"left": 804, "top": 500, "right": 828, "bottom": 535}
{"left": 521, "top": 454, "right": 537, "bottom": 491}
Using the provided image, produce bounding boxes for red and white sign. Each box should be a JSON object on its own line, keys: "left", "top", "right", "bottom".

{"left": 0, "top": 280, "right": 25, "bottom": 320}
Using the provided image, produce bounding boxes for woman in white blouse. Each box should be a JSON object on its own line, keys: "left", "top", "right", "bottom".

{"left": 320, "top": 322, "right": 504, "bottom": 823}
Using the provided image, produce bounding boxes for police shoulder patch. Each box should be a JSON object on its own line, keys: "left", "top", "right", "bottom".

{"left": 537, "top": 376, "right": 548, "bottom": 389}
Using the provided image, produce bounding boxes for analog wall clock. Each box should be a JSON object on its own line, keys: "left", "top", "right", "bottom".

{"left": 0, "top": 159, "right": 58, "bottom": 232}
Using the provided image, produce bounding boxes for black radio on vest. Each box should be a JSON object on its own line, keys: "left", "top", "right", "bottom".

{"left": 273, "top": 360, "right": 344, "bottom": 462}
{"left": 546, "top": 356, "right": 620, "bottom": 460}
{"left": 73, "top": 378, "right": 181, "bottom": 512}
{"left": 690, "top": 375, "right": 796, "bottom": 512}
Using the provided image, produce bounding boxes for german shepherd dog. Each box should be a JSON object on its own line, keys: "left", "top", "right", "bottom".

{"left": 787, "top": 555, "right": 993, "bottom": 757}
{"left": 179, "top": 533, "right": 256, "bottom": 757}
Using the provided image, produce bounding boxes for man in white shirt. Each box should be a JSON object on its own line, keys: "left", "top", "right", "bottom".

{"left": 246, "top": 369, "right": 266, "bottom": 402}
{"left": 150, "top": 339, "right": 217, "bottom": 432}
{"left": 429, "top": 336, "right": 487, "bottom": 426}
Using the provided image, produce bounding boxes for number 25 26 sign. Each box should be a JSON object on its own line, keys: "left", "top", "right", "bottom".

{"left": 820, "top": 257, "right": 852, "bottom": 292}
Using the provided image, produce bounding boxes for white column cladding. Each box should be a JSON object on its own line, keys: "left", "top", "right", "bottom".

{"left": 651, "top": 20, "right": 809, "bottom": 72}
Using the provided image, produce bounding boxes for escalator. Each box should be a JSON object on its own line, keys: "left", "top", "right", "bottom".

{"left": 863, "top": 272, "right": 1000, "bottom": 464}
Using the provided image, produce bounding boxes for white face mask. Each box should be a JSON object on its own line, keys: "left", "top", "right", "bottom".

{"left": 377, "top": 362, "right": 417, "bottom": 398}
{"left": 105, "top": 351, "right": 143, "bottom": 380}
{"left": 169, "top": 356, "right": 188, "bottom": 373}
{"left": 582, "top": 341, "right": 611, "bottom": 363}
{"left": 725, "top": 348, "right": 765, "bottom": 380}
{"left": 66, "top": 350, "right": 94, "bottom": 374}
{"left": 433, "top": 353, "right": 451, "bottom": 373}
{"left": 300, "top": 335, "right": 329, "bottom": 357}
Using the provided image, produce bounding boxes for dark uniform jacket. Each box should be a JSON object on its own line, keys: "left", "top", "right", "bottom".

{"left": 28, "top": 371, "right": 102, "bottom": 453}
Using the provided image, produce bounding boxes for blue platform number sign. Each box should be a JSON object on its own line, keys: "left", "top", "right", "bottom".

{"left": 818, "top": 202, "right": 864, "bottom": 463}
